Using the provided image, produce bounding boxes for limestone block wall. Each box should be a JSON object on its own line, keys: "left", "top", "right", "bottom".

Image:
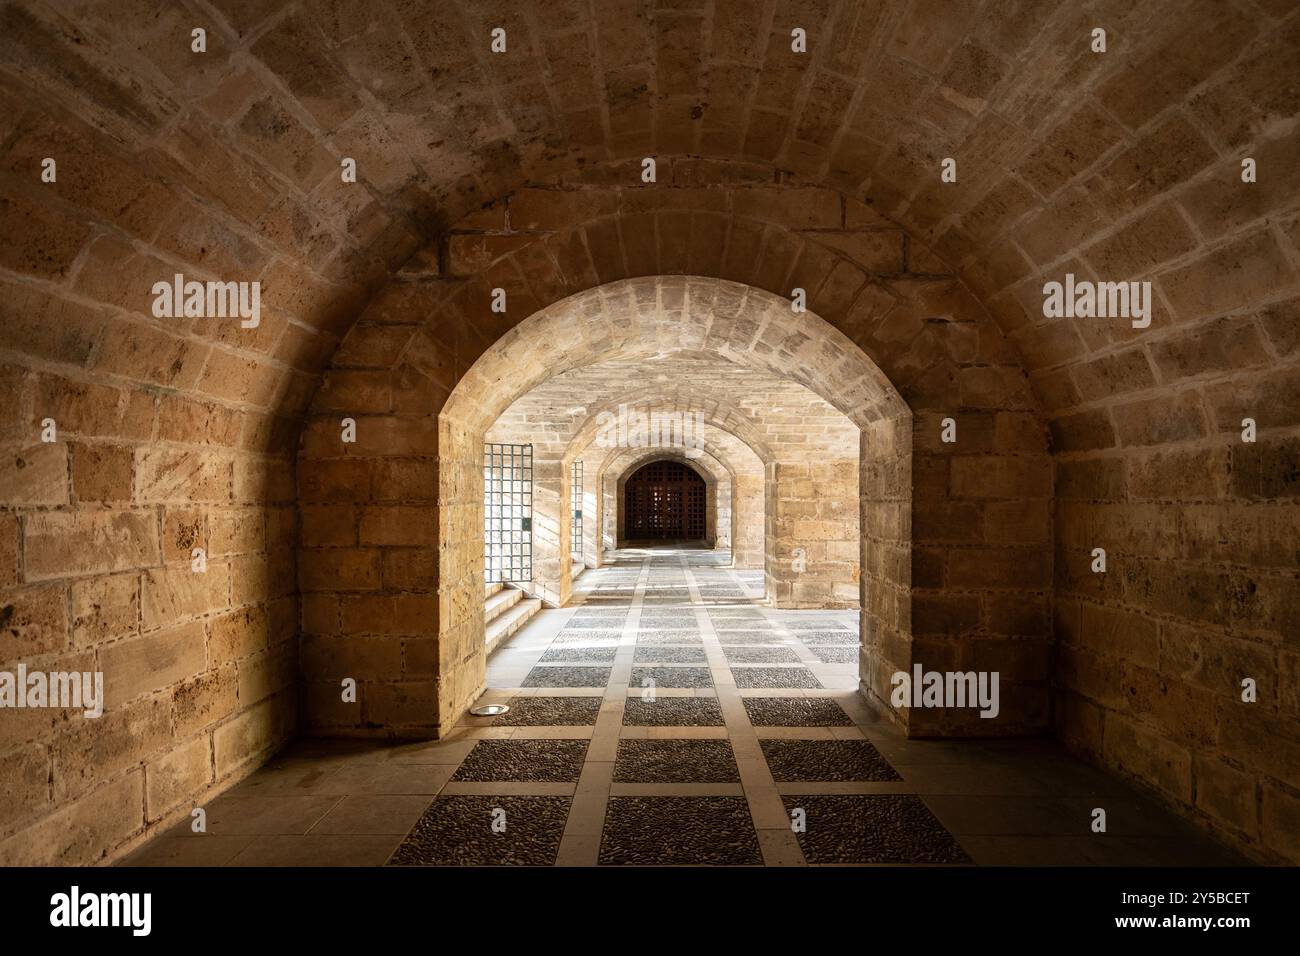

{"left": 297, "top": 314, "right": 448, "bottom": 738}
{"left": 957, "top": 22, "right": 1300, "bottom": 861}
{"left": 530, "top": 457, "right": 568, "bottom": 607}
{"left": 436, "top": 422, "right": 487, "bottom": 731}
{"left": 765, "top": 458, "right": 861, "bottom": 609}
{"left": 0, "top": 59, "right": 346, "bottom": 865}
{"left": 1, "top": 405, "right": 299, "bottom": 865}
{"left": 1048, "top": 278, "right": 1300, "bottom": 860}
{"left": 578, "top": 455, "right": 600, "bottom": 568}
{"left": 731, "top": 474, "right": 764, "bottom": 568}
{"left": 859, "top": 414, "right": 913, "bottom": 724}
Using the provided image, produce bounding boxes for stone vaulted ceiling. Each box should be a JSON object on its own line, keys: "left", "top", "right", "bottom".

{"left": 4, "top": 0, "right": 1297, "bottom": 428}
{"left": 486, "top": 352, "right": 858, "bottom": 461}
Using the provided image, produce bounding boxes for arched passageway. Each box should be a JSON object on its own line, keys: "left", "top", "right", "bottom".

{"left": 2, "top": 0, "right": 1294, "bottom": 870}
{"left": 393, "top": 275, "right": 910, "bottom": 734}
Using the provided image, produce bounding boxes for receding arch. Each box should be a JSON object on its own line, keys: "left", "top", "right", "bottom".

{"left": 596, "top": 435, "right": 763, "bottom": 571}
{"left": 451, "top": 279, "right": 884, "bottom": 614}
{"left": 300, "top": 197, "right": 1053, "bottom": 741}
{"left": 563, "top": 380, "right": 778, "bottom": 464}
{"left": 487, "top": 376, "right": 778, "bottom": 604}
{"left": 560, "top": 378, "right": 849, "bottom": 600}
{"left": 439, "top": 277, "right": 910, "bottom": 433}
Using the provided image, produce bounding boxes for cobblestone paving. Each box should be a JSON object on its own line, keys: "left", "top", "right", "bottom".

{"left": 634, "top": 631, "right": 704, "bottom": 645}
{"left": 807, "top": 645, "right": 859, "bottom": 664}
{"left": 622, "top": 696, "right": 725, "bottom": 726}
{"left": 783, "top": 795, "right": 971, "bottom": 864}
{"left": 521, "top": 666, "right": 612, "bottom": 688}
{"left": 613, "top": 739, "right": 741, "bottom": 783}
{"left": 452, "top": 740, "right": 590, "bottom": 782}
{"left": 632, "top": 645, "right": 708, "bottom": 663}
{"left": 722, "top": 645, "right": 802, "bottom": 663}
{"left": 731, "top": 666, "right": 823, "bottom": 689}
{"left": 716, "top": 632, "right": 787, "bottom": 645}
{"left": 599, "top": 797, "right": 763, "bottom": 866}
{"left": 798, "top": 631, "right": 863, "bottom": 645}
{"left": 760, "top": 739, "right": 902, "bottom": 782}
{"left": 389, "top": 796, "right": 571, "bottom": 866}
{"left": 540, "top": 645, "right": 619, "bottom": 663}
{"left": 494, "top": 696, "right": 603, "bottom": 726}
{"left": 629, "top": 665, "right": 714, "bottom": 688}
{"left": 742, "top": 696, "right": 855, "bottom": 727}
{"left": 552, "top": 629, "right": 623, "bottom": 643}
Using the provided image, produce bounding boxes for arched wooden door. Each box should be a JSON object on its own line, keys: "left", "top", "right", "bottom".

{"left": 624, "top": 460, "right": 706, "bottom": 540}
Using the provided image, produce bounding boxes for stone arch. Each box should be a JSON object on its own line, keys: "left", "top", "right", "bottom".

{"left": 597, "top": 431, "right": 764, "bottom": 569}
{"left": 562, "top": 383, "right": 848, "bottom": 600}
{"left": 563, "top": 383, "right": 777, "bottom": 463}
{"left": 487, "top": 383, "right": 775, "bottom": 605}
{"left": 560, "top": 386, "right": 774, "bottom": 581}
{"left": 596, "top": 440, "right": 760, "bottom": 571}
{"left": 587, "top": 424, "right": 763, "bottom": 574}
{"left": 451, "top": 277, "right": 898, "bottom": 707}
{"left": 615, "top": 454, "right": 715, "bottom": 544}
{"left": 301, "top": 197, "right": 1052, "bottom": 740}
{"left": 606, "top": 446, "right": 726, "bottom": 544}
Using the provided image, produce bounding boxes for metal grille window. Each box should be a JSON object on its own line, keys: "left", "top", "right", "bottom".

{"left": 571, "top": 460, "right": 583, "bottom": 560}
{"left": 484, "top": 443, "right": 532, "bottom": 584}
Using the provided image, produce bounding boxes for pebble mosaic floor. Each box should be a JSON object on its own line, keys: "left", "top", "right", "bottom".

{"left": 122, "top": 546, "right": 1251, "bottom": 868}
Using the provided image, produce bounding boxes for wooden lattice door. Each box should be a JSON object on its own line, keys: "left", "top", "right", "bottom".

{"left": 624, "top": 460, "right": 706, "bottom": 540}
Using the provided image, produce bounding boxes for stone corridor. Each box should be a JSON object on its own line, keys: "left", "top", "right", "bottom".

{"left": 123, "top": 547, "right": 1244, "bottom": 867}
{"left": 3, "top": 0, "right": 1297, "bottom": 882}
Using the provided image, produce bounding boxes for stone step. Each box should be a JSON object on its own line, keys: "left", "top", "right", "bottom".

{"left": 571, "top": 560, "right": 586, "bottom": 583}
{"left": 486, "top": 580, "right": 503, "bottom": 599}
{"left": 485, "top": 596, "right": 542, "bottom": 657}
{"left": 484, "top": 584, "right": 522, "bottom": 625}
